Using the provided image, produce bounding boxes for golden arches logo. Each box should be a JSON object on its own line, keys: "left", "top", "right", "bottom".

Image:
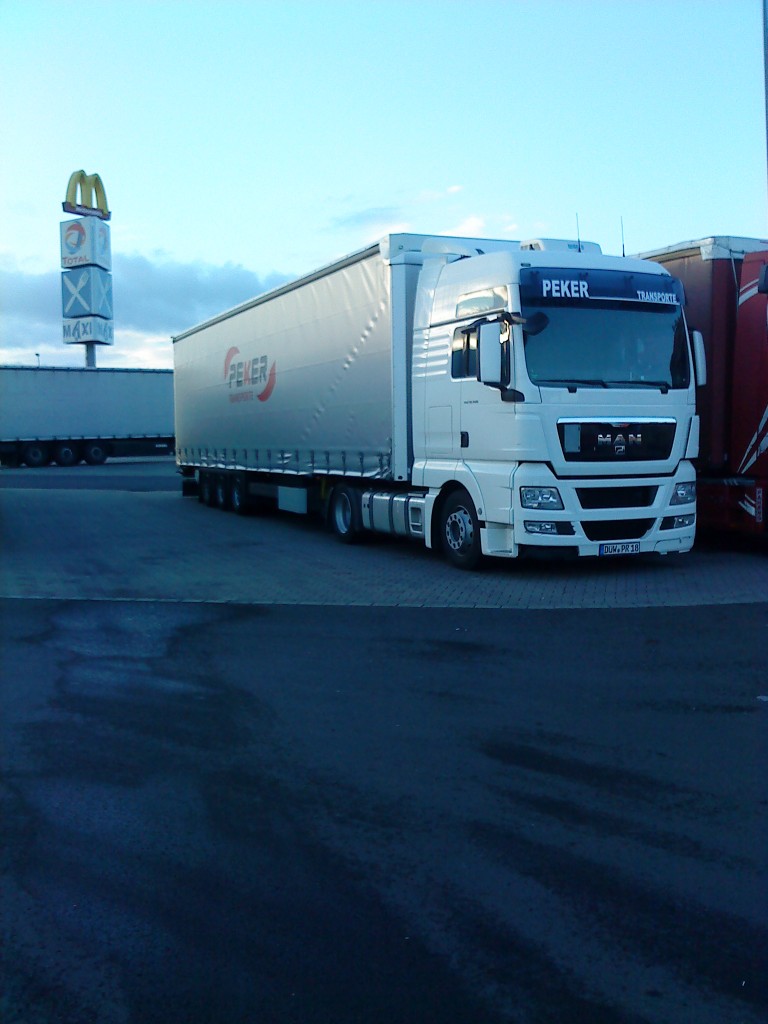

{"left": 62, "top": 170, "right": 111, "bottom": 220}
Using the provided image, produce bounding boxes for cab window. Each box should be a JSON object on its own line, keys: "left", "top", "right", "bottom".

{"left": 451, "top": 325, "right": 478, "bottom": 379}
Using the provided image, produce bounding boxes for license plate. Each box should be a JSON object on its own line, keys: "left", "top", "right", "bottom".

{"left": 599, "top": 542, "right": 641, "bottom": 556}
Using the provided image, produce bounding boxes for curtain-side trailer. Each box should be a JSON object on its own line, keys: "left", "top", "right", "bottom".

{"left": 640, "top": 237, "right": 768, "bottom": 541}
{"left": 173, "top": 233, "right": 703, "bottom": 569}
{"left": 0, "top": 366, "right": 175, "bottom": 467}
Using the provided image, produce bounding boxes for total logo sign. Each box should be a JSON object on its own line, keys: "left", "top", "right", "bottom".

{"left": 63, "top": 221, "right": 86, "bottom": 255}
{"left": 224, "top": 346, "right": 276, "bottom": 403}
{"left": 60, "top": 217, "right": 111, "bottom": 270}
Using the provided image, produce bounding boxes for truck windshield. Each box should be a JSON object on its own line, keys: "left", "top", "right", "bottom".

{"left": 521, "top": 304, "right": 690, "bottom": 390}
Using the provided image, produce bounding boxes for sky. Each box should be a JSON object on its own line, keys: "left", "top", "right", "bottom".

{"left": 1, "top": 0, "right": 766, "bottom": 369}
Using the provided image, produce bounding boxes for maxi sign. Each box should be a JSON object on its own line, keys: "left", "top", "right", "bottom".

{"left": 60, "top": 170, "right": 114, "bottom": 351}
{"left": 62, "top": 318, "right": 115, "bottom": 344}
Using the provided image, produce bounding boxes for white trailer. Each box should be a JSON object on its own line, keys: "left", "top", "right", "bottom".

{"left": 173, "top": 233, "right": 703, "bottom": 568}
{"left": 0, "top": 366, "right": 175, "bottom": 467}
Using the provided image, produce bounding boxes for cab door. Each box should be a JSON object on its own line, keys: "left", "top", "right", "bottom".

{"left": 422, "top": 323, "right": 462, "bottom": 459}
{"left": 452, "top": 322, "right": 501, "bottom": 460}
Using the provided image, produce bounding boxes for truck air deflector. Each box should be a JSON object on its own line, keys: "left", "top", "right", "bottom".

{"left": 519, "top": 268, "right": 684, "bottom": 306}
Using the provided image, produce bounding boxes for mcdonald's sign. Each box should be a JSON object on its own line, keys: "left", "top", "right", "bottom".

{"left": 62, "top": 169, "right": 111, "bottom": 220}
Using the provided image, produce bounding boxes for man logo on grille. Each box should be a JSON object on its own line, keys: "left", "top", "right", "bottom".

{"left": 597, "top": 431, "right": 642, "bottom": 456}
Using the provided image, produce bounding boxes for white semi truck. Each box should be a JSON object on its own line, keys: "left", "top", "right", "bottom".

{"left": 0, "top": 366, "right": 175, "bottom": 467}
{"left": 173, "top": 233, "right": 703, "bottom": 569}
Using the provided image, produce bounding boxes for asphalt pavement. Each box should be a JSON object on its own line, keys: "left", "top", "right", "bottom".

{"left": 1, "top": 460, "right": 766, "bottom": 1024}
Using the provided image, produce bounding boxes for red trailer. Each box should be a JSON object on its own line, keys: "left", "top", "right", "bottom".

{"left": 641, "top": 237, "right": 768, "bottom": 540}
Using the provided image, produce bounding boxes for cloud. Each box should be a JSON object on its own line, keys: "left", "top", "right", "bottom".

{"left": 112, "top": 254, "right": 288, "bottom": 335}
{"left": 0, "top": 331, "right": 173, "bottom": 370}
{"left": 444, "top": 215, "right": 486, "bottom": 237}
{"left": 106, "top": 329, "right": 174, "bottom": 369}
{"left": 324, "top": 187, "right": 467, "bottom": 241}
{"left": 0, "top": 255, "right": 289, "bottom": 367}
{"left": 329, "top": 206, "right": 404, "bottom": 230}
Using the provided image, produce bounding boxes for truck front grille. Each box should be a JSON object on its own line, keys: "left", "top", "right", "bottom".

{"left": 581, "top": 519, "right": 654, "bottom": 541}
{"left": 576, "top": 485, "right": 658, "bottom": 509}
{"left": 558, "top": 421, "right": 676, "bottom": 462}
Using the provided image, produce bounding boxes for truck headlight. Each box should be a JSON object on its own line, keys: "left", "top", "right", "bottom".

{"left": 671, "top": 481, "right": 696, "bottom": 505}
{"left": 524, "top": 521, "right": 559, "bottom": 534}
{"left": 520, "top": 486, "right": 564, "bottom": 510}
{"left": 673, "top": 514, "right": 695, "bottom": 528}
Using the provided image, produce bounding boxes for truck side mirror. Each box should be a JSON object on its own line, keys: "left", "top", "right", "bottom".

{"left": 758, "top": 264, "right": 768, "bottom": 294}
{"left": 478, "top": 321, "right": 503, "bottom": 386}
{"left": 691, "top": 329, "right": 707, "bottom": 387}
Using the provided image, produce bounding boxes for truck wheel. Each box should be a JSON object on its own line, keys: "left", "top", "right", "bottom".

{"left": 215, "top": 474, "right": 231, "bottom": 510}
{"left": 199, "top": 471, "right": 214, "bottom": 505}
{"left": 230, "top": 475, "right": 249, "bottom": 515}
{"left": 439, "top": 489, "right": 483, "bottom": 570}
{"left": 84, "top": 441, "right": 108, "bottom": 465}
{"left": 54, "top": 442, "right": 80, "bottom": 467}
{"left": 22, "top": 443, "right": 50, "bottom": 468}
{"left": 329, "top": 484, "right": 362, "bottom": 543}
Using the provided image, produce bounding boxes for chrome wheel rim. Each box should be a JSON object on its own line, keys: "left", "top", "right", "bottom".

{"left": 445, "top": 506, "right": 473, "bottom": 552}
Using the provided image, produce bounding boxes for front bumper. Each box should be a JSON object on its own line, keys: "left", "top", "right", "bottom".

{"left": 481, "top": 463, "right": 697, "bottom": 558}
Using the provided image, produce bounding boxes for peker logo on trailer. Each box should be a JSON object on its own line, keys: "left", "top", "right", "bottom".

{"left": 223, "top": 346, "right": 276, "bottom": 403}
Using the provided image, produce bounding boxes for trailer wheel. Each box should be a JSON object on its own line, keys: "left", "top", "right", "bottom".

{"left": 230, "top": 475, "right": 249, "bottom": 515}
{"left": 21, "top": 442, "right": 51, "bottom": 468}
{"left": 54, "top": 442, "right": 80, "bottom": 467}
{"left": 84, "top": 441, "right": 108, "bottom": 465}
{"left": 199, "top": 471, "right": 214, "bottom": 505}
{"left": 439, "top": 488, "right": 483, "bottom": 570}
{"left": 329, "top": 484, "right": 362, "bottom": 543}
{"left": 214, "top": 474, "right": 231, "bottom": 510}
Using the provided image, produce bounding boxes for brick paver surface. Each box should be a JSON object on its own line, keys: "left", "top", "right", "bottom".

{"left": 1, "top": 485, "right": 765, "bottom": 609}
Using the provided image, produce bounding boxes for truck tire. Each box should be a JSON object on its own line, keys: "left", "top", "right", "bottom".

{"left": 329, "top": 484, "right": 362, "bottom": 543}
{"left": 54, "top": 442, "right": 80, "bottom": 467}
{"left": 84, "top": 441, "right": 108, "bottom": 465}
{"left": 230, "top": 475, "right": 249, "bottom": 515}
{"left": 199, "top": 471, "right": 214, "bottom": 505}
{"left": 214, "top": 474, "right": 230, "bottom": 510}
{"left": 439, "top": 488, "right": 483, "bottom": 570}
{"left": 21, "top": 442, "right": 50, "bottom": 468}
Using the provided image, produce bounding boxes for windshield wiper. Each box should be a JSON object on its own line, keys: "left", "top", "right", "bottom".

{"left": 537, "top": 378, "right": 672, "bottom": 393}
{"left": 536, "top": 379, "right": 611, "bottom": 390}
{"left": 619, "top": 380, "right": 670, "bottom": 393}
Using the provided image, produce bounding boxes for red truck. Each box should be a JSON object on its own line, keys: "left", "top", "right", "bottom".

{"left": 641, "top": 237, "right": 768, "bottom": 540}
